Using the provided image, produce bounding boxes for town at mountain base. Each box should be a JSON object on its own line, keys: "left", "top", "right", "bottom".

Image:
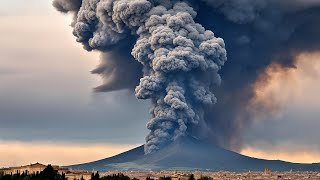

{"left": 2, "top": 163, "right": 320, "bottom": 180}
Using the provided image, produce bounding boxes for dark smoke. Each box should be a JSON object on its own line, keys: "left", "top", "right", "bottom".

{"left": 53, "top": 0, "right": 320, "bottom": 152}
{"left": 53, "top": 0, "right": 82, "bottom": 13}
{"left": 54, "top": 0, "right": 227, "bottom": 154}
{"left": 195, "top": 0, "right": 320, "bottom": 150}
{"left": 92, "top": 41, "right": 143, "bottom": 92}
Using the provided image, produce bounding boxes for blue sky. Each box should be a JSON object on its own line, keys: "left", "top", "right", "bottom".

{"left": 0, "top": 0, "right": 320, "bottom": 167}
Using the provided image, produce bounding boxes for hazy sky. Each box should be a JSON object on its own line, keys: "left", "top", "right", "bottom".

{"left": 0, "top": 0, "right": 149, "bottom": 167}
{"left": 0, "top": 0, "right": 319, "bottom": 167}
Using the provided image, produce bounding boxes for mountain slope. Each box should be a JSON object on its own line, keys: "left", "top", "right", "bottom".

{"left": 68, "top": 137, "right": 320, "bottom": 171}
{"left": 69, "top": 145, "right": 145, "bottom": 170}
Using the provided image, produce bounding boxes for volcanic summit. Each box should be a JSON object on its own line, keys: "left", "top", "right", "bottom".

{"left": 68, "top": 136, "right": 320, "bottom": 172}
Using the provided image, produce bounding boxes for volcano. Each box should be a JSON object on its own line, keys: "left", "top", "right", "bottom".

{"left": 68, "top": 137, "right": 320, "bottom": 172}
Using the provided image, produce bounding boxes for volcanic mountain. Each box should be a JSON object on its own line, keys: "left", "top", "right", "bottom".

{"left": 68, "top": 137, "right": 320, "bottom": 171}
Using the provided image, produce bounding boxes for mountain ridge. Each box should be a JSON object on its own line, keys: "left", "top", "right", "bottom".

{"left": 67, "top": 137, "right": 320, "bottom": 172}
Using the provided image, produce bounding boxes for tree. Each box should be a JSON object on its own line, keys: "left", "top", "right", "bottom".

{"left": 159, "top": 176, "right": 171, "bottom": 180}
{"left": 91, "top": 172, "right": 99, "bottom": 180}
{"left": 197, "top": 176, "right": 212, "bottom": 180}
{"left": 188, "top": 174, "right": 195, "bottom": 180}
{"left": 0, "top": 165, "right": 65, "bottom": 180}
{"left": 41, "top": 164, "right": 56, "bottom": 179}
{"left": 61, "top": 173, "right": 66, "bottom": 180}
{"left": 95, "top": 171, "right": 100, "bottom": 180}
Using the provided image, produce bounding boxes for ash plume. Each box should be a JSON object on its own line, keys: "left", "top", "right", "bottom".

{"left": 53, "top": 0, "right": 320, "bottom": 152}
{"left": 195, "top": 0, "right": 320, "bottom": 150}
{"left": 53, "top": 0, "right": 226, "bottom": 154}
{"left": 53, "top": 0, "right": 82, "bottom": 13}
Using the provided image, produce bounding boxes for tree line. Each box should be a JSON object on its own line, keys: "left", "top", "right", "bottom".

{"left": 0, "top": 165, "right": 212, "bottom": 180}
{"left": 0, "top": 165, "right": 66, "bottom": 180}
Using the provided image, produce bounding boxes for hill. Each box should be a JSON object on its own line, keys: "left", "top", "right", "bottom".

{"left": 68, "top": 137, "right": 320, "bottom": 172}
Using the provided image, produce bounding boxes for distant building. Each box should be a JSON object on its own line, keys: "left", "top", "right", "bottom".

{"left": 0, "top": 163, "right": 47, "bottom": 175}
{"left": 0, "top": 163, "right": 69, "bottom": 176}
{"left": 171, "top": 173, "right": 192, "bottom": 180}
{"left": 264, "top": 168, "right": 272, "bottom": 175}
{"left": 65, "top": 171, "right": 92, "bottom": 180}
{"left": 0, "top": 163, "right": 94, "bottom": 180}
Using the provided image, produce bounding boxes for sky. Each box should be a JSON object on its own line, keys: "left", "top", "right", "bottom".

{"left": 0, "top": 0, "right": 319, "bottom": 167}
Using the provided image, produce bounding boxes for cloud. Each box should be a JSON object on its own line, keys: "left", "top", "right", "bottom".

{"left": 52, "top": 0, "right": 82, "bottom": 13}
{"left": 0, "top": 0, "right": 54, "bottom": 16}
{"left": 0, "top": 68, "right": 16, "bottom": 75}
{"left": 242, "top": 52, "right": 320, "bottom": 161}
{"left": 193, "top": 1, "right": 320, "bottom": 151}
{"left": 0, "top": 15, "right": 149, "bottom": 144}
{"left": 0, "top": 141, "right": 138, "bottom": 168}
{"left": 52, "top": 0, "right": 227, "bottom": 154}
{"left": 241, "top": 146, "right": 320, "bottom": 163}
{"left": 247, "top": 52, "right": 320, "bottom": 121}
{"left": 1, "top": 0, "right": 320, "bottom": 165}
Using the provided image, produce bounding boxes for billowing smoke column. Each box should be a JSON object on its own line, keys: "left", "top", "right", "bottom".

{"left": 53, "top": 0, "right": 226, "bottom": 154}
{"left": 54, "top": 0, "right": 320, "bottom": 152}
{"left": 131, "top": 2, "right": 226, "bottom": 153}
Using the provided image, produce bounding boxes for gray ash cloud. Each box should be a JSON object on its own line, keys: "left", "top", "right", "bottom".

{"left": 53, "top": 0, "right": 320, "bottom": 152}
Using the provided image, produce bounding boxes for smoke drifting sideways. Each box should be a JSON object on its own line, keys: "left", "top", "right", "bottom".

{"left": 53, "top": 0, "right": 320, "bottom": 152}
{"left": 196, "top": 0, "right": 320, "bottom": 150}
{"left": 53, "top": 0, "right": 227, "bottom": 154}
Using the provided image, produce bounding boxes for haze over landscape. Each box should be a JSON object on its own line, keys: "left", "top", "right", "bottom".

{"left": 0, "top": 0, "right": 320, "bottom": 170}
